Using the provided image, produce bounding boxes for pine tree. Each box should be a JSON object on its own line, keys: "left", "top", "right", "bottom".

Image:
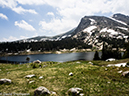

{"left": 93, "top": 51, "right": 100, "bottom": 60}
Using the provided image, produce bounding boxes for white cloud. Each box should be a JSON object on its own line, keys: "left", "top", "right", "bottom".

{"left": 15, "top": 20, "right": 36, "bottom": 31}
{"left": 0, "top": 0, "right": 17, "bottom": 9}
{"left": 0, "top": 0, "right": 37, "bottom": 14}
{"left": 47, "top": 12, "right": 55, "bottom": 17}
{"left": 16, "top": 0, "right": 45, "bottom": 5}
{"left": 39, "top": 18, "right": 77, "bottom": 35}
{"left": 1, "top": 0, "right": 129, "bottom": 16}
{"left": 1, "top": 0, "right": 129, "bottom": 36}
{"left": 0, "top": 13, "right": 8, "bottom": 20}
{"left": 39, "top": 0, "right": 129, "bottom": 35}
{"left": 12, "top": 6, "right": 37, "bottom": 14}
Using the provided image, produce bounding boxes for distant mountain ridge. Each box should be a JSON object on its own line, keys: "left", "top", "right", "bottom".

{"left": 17, "top": 13, "right": 129, "bottom": 49}
{"left": 18, "top": 28, "right": 76, "bottom": 43}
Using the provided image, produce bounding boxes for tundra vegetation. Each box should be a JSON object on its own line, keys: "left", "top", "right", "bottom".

{"left": 0, "top": 59, "right": 129, "bottom": 95}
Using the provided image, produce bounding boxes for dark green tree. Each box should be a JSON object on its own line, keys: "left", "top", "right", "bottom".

{"left": 123, "top": 42, "right": 129, "bottom": 58}
{"left": 93, "top": 51, "right": 100, "bottom": 60}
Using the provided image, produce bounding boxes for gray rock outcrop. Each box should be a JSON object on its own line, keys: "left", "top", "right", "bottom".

{"left": 33, "top": 60, "right": 41, "bottom": 64}
{"left": 0, "top": 79, "right": 11, "bottom": 84}
{"left": 25, "top": 74, "right": 35, "bottom": 78}
{"left": 122, "top": 71, "right": 129, "bottom": 77}
{"left": 34, "top": 86, "right": 50, "bottom": 96}
{"left": 67, "top": 87, "right": 83, "bottom": 96}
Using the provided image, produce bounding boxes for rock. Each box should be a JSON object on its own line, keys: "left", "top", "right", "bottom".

{"left": 29, "top": 80, "right": 35, "bottom": 84}
{"left": 51, "top": 91, "right": 57, "bottom": 95}
{"left": 0, "top": 79, "right": 11, "bottom": 84}
{"left": 106, "top": 58, "right": 115, "bottom": 62}
{"left": 25, "top": 74, "right": 35, "bottom": 78}
{"left": 80, "top": 93, "right": 85, "bottom": 96}
{"left": 67, "top": 88, "right": 83, "bottom": 96}
{"left": 88, "top": 62, "right": 93, "bottom": 65}
{"left": 34, "top": 86, "right": 50, "bottom": 96}
{"left": 105, "top": 68, "right": 108, "bottom": 71}
{"left": 76, "top": 62, "right": 81, "bottom": 63}
{"left": 122, "top": 71, "right": 129, "bottom": 77}
{"left": 118, "top": 70, "right": 122, "bottom": 73}
{"left": 33, "top": 60, "right": 41, "bottom": 64}
{"left": 39, "top": 76, "right": 43, "bottom": 79}
{"left": 69, "top": 72, "right": 73, "bottom": 76}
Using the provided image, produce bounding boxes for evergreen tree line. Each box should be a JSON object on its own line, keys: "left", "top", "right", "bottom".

{"left": 94, "top": 42, "right": 122, "bottom": 60}
{"left": 94, "top": 42, "right": 129, "bottom": 60}
{"left": 0, "top": 38, "right": 92, "bottom": 53}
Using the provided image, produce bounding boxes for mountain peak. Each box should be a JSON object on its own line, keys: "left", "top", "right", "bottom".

{"left": 72, "top": 13, "right": 129, "bottom": 49}
{"left": 112, "top": 13, "right": 129, "bottom": 17}
{"left": 112, "top": 13, "right": 129, "bottom": 25}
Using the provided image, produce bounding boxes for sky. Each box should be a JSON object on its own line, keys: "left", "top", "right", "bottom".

{"left": 0, "top": 0, "right": 129, "bottom": 42}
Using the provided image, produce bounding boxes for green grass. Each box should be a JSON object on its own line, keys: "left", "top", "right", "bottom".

{"left": 0, "top": 59, "right": 129, "bottom": 96}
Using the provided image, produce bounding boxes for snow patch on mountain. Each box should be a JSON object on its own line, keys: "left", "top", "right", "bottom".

{"left": 62, "top": 35, "right": 67, "bottom": 39}
{"left": 89, "top": 18, "right": 96, "bottom": 25}
{"left": 100, "top": 28, "right": 118, "bottom": 35}
{"left": 117, "top": 26, "right": 128, "bottom": 30}
{"left": 110, "top": 17, "right": 127, "bottom": 26}
{"left": 124, "top": 36, "right": 128, "bottom": 39}
{"left": 83, "top": 26, "right": 97, "bottom": 35}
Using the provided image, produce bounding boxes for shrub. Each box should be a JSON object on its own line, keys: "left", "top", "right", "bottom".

{"left": 31, "top": 63, "right": 39, "bottom": 68}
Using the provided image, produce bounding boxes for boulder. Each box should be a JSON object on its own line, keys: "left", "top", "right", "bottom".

{"left": 122, "top": 71, "right": 129, "bottom": 77}
{"left": 69, "top": 72, "right": 73, "bottom": 76}
{"left": 0, "top": 79, "right": 11, "bottom": 84}
{"left": 34, "top": 86, "right": 50, "bottom": 96}
{"left": 76, "top": 62, "right": 81, "bottom": 64}
{"left": 67, "top": 88, "right": 83, "bottom": 96}
{"left": 88, "top": 62, "right": 93, "bottom": 65}
{"left": 39, "top": 76, "right": 43, "bottom": 79}
{"left": 29, "top": 80, "right": 35, "bottom": 84}
{"left": 25, "top": 74, "right": 35, "bottom": 78}
{"left": 51, "top": 91, "right": 57, "bottom": 95}
{"left": 118, "top": 70, "right": 122, "bottom": 73}
{"left": 106, "top": 58, "right": 115, "bottom": 62}
{"left": 33, "top": 60, "right": 41, "bottom": 64}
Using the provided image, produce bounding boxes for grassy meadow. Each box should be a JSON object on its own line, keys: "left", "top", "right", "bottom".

{"left": 0, "top": 59, "right": 129, "bottom": 96}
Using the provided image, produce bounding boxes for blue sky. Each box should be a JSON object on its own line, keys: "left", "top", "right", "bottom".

{"left": 0, "top": 0, "right": 129, "bottom": 42}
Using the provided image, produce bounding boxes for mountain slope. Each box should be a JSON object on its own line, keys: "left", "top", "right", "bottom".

{"left": 112, "top": 13, "right": 129, "bottom": 25}
{"left": 72, "top": 14, "right": 129, "bottom": 49}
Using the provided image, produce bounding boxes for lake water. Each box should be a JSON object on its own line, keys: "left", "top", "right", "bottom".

{"left": 0, "top": 52, "right": 102, "bottom": 63}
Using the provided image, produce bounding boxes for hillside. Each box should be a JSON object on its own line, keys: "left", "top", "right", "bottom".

{"left": 0, "top": 59, "right": 129, "bottom": 95}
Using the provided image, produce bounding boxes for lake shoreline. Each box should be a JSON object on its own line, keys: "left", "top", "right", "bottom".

{"left": 0, "top": 49, "right": 97, "bottom": 57}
